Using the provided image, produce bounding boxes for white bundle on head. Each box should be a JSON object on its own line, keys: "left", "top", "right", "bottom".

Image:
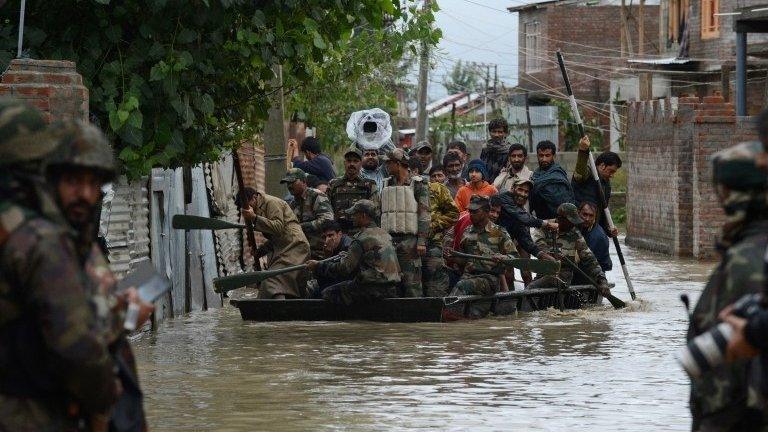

{"left": 346, "top": 108, "right": 393, "bottom": 150}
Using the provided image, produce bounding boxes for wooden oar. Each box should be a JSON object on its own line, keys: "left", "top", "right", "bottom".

{"left": 172, "top": 214, "right": 246, "bottom": 230}
{"left": 559, "top": 255, "right": 626, "bottom": 309}
{"left": 557, "top": 51, "right": 636, "bottom": 301}
{"left": 213, "top": 255, "right": 343, "bottom": 294}
{"left": 450, "top": 251, "right": 561, "bottom": 275}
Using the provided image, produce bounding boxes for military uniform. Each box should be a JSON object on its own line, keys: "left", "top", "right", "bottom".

{"left": 529, "top": 203, "right": 608, "bottom": 291}
{"left": 423, "top": 181, "right": 459, "bottom": 297}
{"left": 380, "top": 148, "right": 431, "bottom": 297}
{"left": 327, "top": 175, "right": 379, "bottom": 234}
{"left": 315, "top": 201, "right": 401, "bottom": 305}
{"left": 454, "top": 197, "right": 518, "bottom": 296}
{"left": 688, "top": 141, "right": 768, "bottom": 432}
{"left": 282, "top": 168, "right": 334, "bottom": 259}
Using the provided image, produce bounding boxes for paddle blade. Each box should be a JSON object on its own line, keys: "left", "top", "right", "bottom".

{"left": 604, "top": 293, "right": 626, "bottom": 309}
{"left": 504, "top": 258, "right": 561, "bottom": 275}
{"left": 172, "top": 214, "right": 245, "bottom": 230}
{"left": 213, "top": 272, "right": 267, "bottom": 294}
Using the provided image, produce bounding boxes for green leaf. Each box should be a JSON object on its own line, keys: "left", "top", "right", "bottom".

{"left": 149, "top": 61, "right": 167, "bottom": 81}
{"left": 312, "top": 33, "right": 326, "bottom": 49}
{"left": 176, "top": 29, "right": 198, "bottom": 44}
{"left": 117, "top": 109, "right": 129, "bottom": 124}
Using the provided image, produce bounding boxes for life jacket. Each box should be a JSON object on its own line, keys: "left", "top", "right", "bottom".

{"left": 380, "top": 176, "right": 420, "bottom": 235}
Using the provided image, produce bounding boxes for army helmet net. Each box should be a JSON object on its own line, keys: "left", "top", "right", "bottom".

{"left": 0, "top": 98, "right": 58, "bottom": 166}
{"left": 45, "top": 119, "right": 116, "bottom": 179}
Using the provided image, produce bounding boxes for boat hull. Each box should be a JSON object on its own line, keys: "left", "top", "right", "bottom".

{"left": 230, "top": 285, "right": 604, "bottom": 322}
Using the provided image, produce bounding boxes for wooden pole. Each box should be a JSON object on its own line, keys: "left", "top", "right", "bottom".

{"left": 415, "top": 0, "right": 431, "bottom": 144}
{"left": 524, "top": 91, "right": 534, "bottom": 152}
{"left": 264, "top": 65, "right": 286, "bottom": 197}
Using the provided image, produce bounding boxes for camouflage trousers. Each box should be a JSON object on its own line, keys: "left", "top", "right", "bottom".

{"left": 422, "top": 244, "right": 449, "bottom": 297}
{"left": 0, "top": 395, "right": 77, "bottom": 432}
{"left": 322, "top": 280, "right": 398, "bottom": 305}
{"left": 526, "top": 275, "right": 568, "bottom": 290}
{"left": 391, "top": 234, "right": 422, "bottom": 297}
{"left": 453, "top": 273, "right": 500, "bottom": 296}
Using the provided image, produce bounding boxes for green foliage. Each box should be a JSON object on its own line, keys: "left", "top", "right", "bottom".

{"left": 551, "top": 99, "right": 604, "bottom": 151}
{"left": 0, "top": 0, "right": 436, "bottom": 178}
{"left": 442, "top": 60, "right": 482, "bottom": 95}
{"left": 285, "top": 3, "right": 439, "bottom": 153}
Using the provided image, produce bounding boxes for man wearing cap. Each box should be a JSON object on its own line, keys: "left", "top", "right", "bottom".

{"left": 307, "top": 200, "right": 401, "bottom": 305}
{"left": 424, "top": 171, "right": 459, "bottom": 296}
{"left": 380, "top": 148, "right": 431, "bottom": 297}
{"left": 411, "top": 140, "right": 434, "bottom": 176}
{"left": 327, "top": 147, "right": 380, "bottom": 235}
{"left": 281, "top": 167, "right": 334, "bottom": 260}
{"left": 529, "top": 203, "right": 611, "bottom": 295}
{"left": 449, "top": 195, "right": 518, "bottom": 297}
{"left": 239, "top": 186, "right": 311, "bottom": 299}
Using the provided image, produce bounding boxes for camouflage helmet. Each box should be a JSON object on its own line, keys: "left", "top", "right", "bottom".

{"left": 0, "top": 98, "right": 58, "bottom": 166}
{"left": 45, "top": 120, "right": 116, "bottom": 180}
{"left": 712, "top": 141, "right": 767, "bottom": 191}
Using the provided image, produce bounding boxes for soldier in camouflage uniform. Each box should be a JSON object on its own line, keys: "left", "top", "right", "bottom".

{"left": 307, "top": 200, "right": 401, "bottom": 305}
{"left": 423, "top": 176, "right": 459, "bottom": 297}
{"left": 687, "top": 141, "right": 768, "bottom": 432}
{"left": 0, "top": 102, "right": 150, "bottom": 431}
{"left": 380, "top": 148, "right": 431, "bottom": 297}
{"left": 326, "top": 147, "right": 380, "bottom": 235}
{"left": 282, "top": 167, "right": 334, "bottom": 259}
{"left": 450, "top": 195, "right": 518, "bottom": 296}
{"left": 529, "top": 203, "right": 611, "bottom": 295}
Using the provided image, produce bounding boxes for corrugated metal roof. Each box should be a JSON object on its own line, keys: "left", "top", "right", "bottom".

{"left": 627, "top": 57, "right": 692, "bottom": 65}
{"left": 99, "top": 176, "right": 151, "bottom": 279}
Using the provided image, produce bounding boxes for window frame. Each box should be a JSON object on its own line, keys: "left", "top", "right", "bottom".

{"left": 524, "top": 21, "right": 542, "bottom": 74}
{"left": 700, "top": 0, "right": 720, "bottom": 39}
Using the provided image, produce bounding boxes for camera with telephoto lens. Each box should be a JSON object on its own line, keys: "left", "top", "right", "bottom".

{"left": 678, "top": 293, "right": 763, "bottom": 378}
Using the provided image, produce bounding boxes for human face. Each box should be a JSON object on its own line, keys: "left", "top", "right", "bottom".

{"left": 597, "top": 163, "right": 619, "bottom": 181}
{"left": 489, "top": 205, "right": 501, "bottom": 223}
{"left": 537, "top": 149, "right": 555, "bottom": 170}
{"left": 468, "top": 168, "right": 483, "bottom": 183}
{"left": 447, "top": 148, "right": 467, "bottom": 163}
{"left": 417, "top": 148, "right": 432, "bottom": 170}
{"left": 385, "top": 160, "right": 400, "bottom": 178}
{"left": 508, "top": 149, "right": 526, "bottom": 171}
{"left": 352, "top": 212, "right": 370, "bottom": 228}
{"left": 579, "top": 205, "right": 596, "bottom": 229}
{"left": 469, "top": 207, "right": 489, "bottom": 226}
{"left": 322, "top": 229, "right": 343, "bottom": 253}
{"left": 430, "top": 170, "right": 446, "bottom": 183}
{"left": 512, "top": 184, "right": 530, "bottom": 207}
{"left": 445, "top": 160, "right": 463, "bottom": 178}
{"left": 489, "top": 127, "right": 507, "bottom": 141}
{"left": 557, "top": 215, "right": 573, "bottom": 233}
{"left": 344, "top": 156, "right": 362, "bottom": 179}
{"left": 362, "top": 150, "right": 379, "bottom": 170}
{"left": 287, "top": 179, "right": 306, "bottom": 197}
{"left": 56, "top": 169, "right": 103, "bottom": 229}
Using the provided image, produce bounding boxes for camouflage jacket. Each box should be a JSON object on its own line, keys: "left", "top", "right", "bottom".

{"left": 290, "top": 187, "right": 334, "bottom": 251}
{"left": 383, "top": 174, "right": 431, "bottom": 247}
{"left": 533, "top": 226, "right": 606, "bottom": 285}
{"left": 0, "top": 202, "right": 118, "bottom": 419}
{"left": 327, "top": 174, "right": 380, "bottom": 231}
{"left": 428, "top": 181, "right": 459, "bottom": 245}
{"left": 687, "top": 220, "right": 768, "bottom": 429}
{"left": 317, "top": 222, "right": 401, "bottom": 286}
{"left": 458, "top": 221, "right": 517, "bottom": 274}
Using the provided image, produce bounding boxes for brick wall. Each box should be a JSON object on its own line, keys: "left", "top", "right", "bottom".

{"left": 626, "top": 95, "right": 757, "bottom": 259}
{"left": 0, "top": 59, "right": 88, "bottom": 122}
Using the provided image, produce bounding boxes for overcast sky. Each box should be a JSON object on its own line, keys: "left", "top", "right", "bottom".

{"left": 418, "top": 0, "right": 529, "bottom": 100}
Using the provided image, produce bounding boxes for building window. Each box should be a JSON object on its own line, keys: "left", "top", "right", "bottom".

{"left": 701, "top": 0, "right": 719, "bottom": 39}
{"left": 525, "top": 21, "right": 541, "bottom": 73}
{"left": 668, "top": 0, "right": 690, "bottom": 45}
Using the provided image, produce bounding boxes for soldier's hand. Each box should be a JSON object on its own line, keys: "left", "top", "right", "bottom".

{"left": 609, "top": 227, "right": 619, "bottom": 237}
{"left": 543, "top": 220, "right": 559, "bottom": 231}
{"left": 578, "top": 135, "right": 590, "bottom": 151}
{"left": 242, "top": 205, "right": 257, "bottom": 222}
{"left": 720, "top": 312, "right": 759, "bottom": 361}
{"left": 119, "top": 287, "right": 155, "bottom": 328}
{"left": 597, "top": 280, "right": 611, "bottom": 297}
{"left": 306, "top": 260, "right": 319, "bottom": 272}
{"left": 444, "top": 247, "right": 455, "bottom": 258}
{"left": 416, "top": 245, "right": 427, "bottom": 256}
{"left": 537, "top": 252, "right": 558, "bottom": 262}
{"left": 491, "top": 254, "right": 506, "bottom": 263}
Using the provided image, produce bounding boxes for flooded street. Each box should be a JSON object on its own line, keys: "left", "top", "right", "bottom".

{"left": 133, "top": 243, "right": 714, "bottom": 431}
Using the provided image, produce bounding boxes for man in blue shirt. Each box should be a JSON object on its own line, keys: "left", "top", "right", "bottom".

{"left": 575, "top": 201, "right": 612, "bottom": 284}
{"left": 291, "top": 136, "right": 337, "bottom": 182}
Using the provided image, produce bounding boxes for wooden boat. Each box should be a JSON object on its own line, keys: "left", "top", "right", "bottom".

{"left": 229, "top": 284, "right": 607, "bottom": 323}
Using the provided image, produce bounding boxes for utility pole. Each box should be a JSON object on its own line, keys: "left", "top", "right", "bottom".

{"left": 264, "top": 65, "right": 287, "bottom": 196}
{"left": 524, "top": 91, "right": 534, "bottom": 153}
{"left": 483, "top": 64, "right": 489, "bottom": 138}
{"left": 17, "top": 0, "right": 26, "bottom": 58}
{"left": 450, "top": 102, "right": 456, "bottom": 141}
{"left": 415, "top": 0, "right": 431, "bottom": 145}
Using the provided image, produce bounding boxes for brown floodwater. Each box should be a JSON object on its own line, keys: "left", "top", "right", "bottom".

{"left": 132, "top": 242, "right": 714, "bottom": 431}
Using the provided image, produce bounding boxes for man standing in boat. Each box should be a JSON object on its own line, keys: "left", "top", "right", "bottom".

{"left": 529, "top": 203, "right": 611, "bottom": 296}
{"left": 282, "top": 167, "right": 335, "bottom": 259}
{"left": 449, "top": 195, "right": 518, "bottom": 296}
{"left": 530, "top": 140, "right": 576, "bottom": 220}
{"left": 380, "top": 148, "right": 431, "bottom": 297}
{"left": 238, "top": 187, "right": 311, "bottom": 299}
{"left": 306, "top": 200, "right": 401, "bottom": 304}
{"left": 571, "top": 136, "right": 621, "bottom": 237}
{"left": 327, "top": 147, "right": 380, "bottom": 236}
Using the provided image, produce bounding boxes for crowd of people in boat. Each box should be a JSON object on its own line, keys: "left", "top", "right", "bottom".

{"left": 237, "top": 118, "right": 622, "bottom": 304}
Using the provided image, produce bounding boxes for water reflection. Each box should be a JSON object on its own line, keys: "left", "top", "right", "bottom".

{"left": 133, "top": 243, "right": 713, "bottom": 431}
